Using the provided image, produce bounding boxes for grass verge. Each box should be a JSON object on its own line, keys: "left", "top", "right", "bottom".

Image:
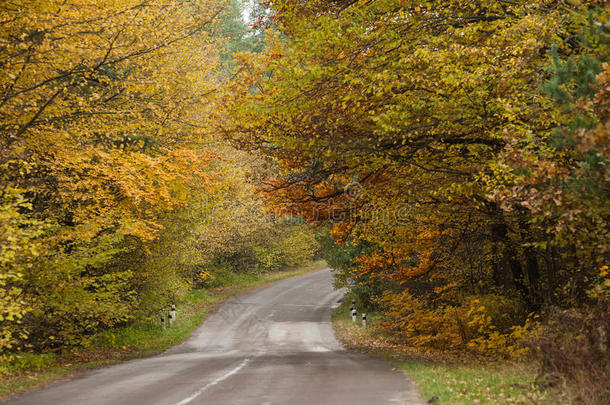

{"left": 0, "top": 260, "right": 328, "bottom": 401}
{"left": 332, "top": 298, "right": 556, "bottom": 405}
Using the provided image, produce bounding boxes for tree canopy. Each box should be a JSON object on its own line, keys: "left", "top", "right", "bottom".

{"left": 222, "top": 0, "right": 609, "bottom": 356}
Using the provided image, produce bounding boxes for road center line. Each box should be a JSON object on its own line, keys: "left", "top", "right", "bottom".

{"left": 174, "top": 358, "right": 250, "bottom": 405}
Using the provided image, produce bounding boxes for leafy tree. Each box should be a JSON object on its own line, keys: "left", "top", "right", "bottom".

{"left": 0, "top": 0, "right": 227, "bottom": 349}
{"left": 488, "top": 8, "right": 609, "bottom": 306}
{"left": 222, "top": 0, "right": 608, "bottom": 355}
{"left": 216, "top": 0, "right": 266, "bottom": 73}
{"left": 0, "top": 0, "right": 320, "bottom": 353}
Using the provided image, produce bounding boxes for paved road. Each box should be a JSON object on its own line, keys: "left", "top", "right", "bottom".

{"left": 4, "top": 269, "right": 423, "bottom": 405}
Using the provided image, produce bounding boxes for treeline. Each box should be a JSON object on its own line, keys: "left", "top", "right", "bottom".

{"left": 222, "top": 0, "right": 608, "bottom": 400}
{"left": 0, "top": 0, "right": 318, "bottom": 353}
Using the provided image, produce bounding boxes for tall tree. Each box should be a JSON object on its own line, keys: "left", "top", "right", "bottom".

{"left": 222, "top": 0, "right": 608, "bottom": 351}
{"left": 0, "top": 0, "right": 223, "bottom": 349}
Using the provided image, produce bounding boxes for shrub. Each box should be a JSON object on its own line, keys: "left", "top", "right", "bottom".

{"left": 525, "top": 305, "right": 609, "bottom": 404}
{"left": 524, "top": 268, "right": 610, "bottom": 404}
{"left": 380, "top": 292, "right": 539, "bottom": 358}
{"left": 469, "top": 294, "right": 527, "bottom": 332}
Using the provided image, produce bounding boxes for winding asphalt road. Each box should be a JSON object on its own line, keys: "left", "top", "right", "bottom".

{"left": 4, "top": 269, "right": 423, "bottom": 405}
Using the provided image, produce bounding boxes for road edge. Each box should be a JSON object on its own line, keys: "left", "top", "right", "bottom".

{"left": 0, "top": 261, "right": 328, "bottom": 402}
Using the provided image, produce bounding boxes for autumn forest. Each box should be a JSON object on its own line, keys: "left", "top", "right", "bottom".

{"left": 1, "top": 0, "right": 609, "bottom": 403}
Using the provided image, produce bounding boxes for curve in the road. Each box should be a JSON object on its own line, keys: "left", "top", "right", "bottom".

{"left": 4, "top": 268, "right": 424, "bottom": 405}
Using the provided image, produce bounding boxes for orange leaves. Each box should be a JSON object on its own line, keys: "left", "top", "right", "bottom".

{"left": 397, "top": 253, "right": 436, "bottom": 283}
{"left": 354, "top": 251, "right": 393, "bottom": 276}
{"left": 330, "top": 223, "right": 353, "bottom": 245}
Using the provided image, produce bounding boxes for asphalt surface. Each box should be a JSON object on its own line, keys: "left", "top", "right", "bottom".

{"left": 4, "top": 268, "right": 423, "bottom": 405}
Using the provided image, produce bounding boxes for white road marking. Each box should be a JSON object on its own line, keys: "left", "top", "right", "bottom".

{"left": 174, "top": 358, "right": 250, "bottom": 405}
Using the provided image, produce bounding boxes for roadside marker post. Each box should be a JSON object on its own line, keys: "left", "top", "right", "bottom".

{"left": 362, "top": 313, "right": 367, "bottom": 328}
{"left": 170, "top": 304, "right": 176, "bottom": 322}
{"left": 161, "top": 314, "right": 166, "bottom": 330}
{"left": 168, "top": 311, "right": 174, "bottom": 328}
{"left": 351, "top": 309, "right": 357, "bottom": 323}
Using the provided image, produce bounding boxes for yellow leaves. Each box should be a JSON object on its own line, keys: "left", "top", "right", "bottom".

{"left": 588, "top": 265, "right": 610, "bottom": 300}
{"left": 0, "top": 0, "right": 235, "bottom": 350}
{"left": 380, "top": 292, "right": 538, "bottom": 359}
{"left": 0, "top": 189, "right": 40, "bottom": 350}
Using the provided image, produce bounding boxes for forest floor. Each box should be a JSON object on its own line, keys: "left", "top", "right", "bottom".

{"left": 0, "top": 260, "right": 328, "bottom": 401}
{"left": 331, "top": 300, "right": 570, "bottom": 405}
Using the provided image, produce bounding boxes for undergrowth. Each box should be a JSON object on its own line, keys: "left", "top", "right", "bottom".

{"left": 331, "top": 298, "right": 567, "bottom": 404}
{"left": 0, "top": 260, "right": 327, "bottom": 400}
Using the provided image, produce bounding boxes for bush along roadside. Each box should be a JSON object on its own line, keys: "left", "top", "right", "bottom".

{"left": 331, "top": 297, "right": 573, "bottom": 405}
{"left": 0, "top": 260, "right": 327, "bottom": 401}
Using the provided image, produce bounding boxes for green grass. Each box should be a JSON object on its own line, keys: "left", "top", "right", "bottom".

{"left": 331, "top": 297, "right": 549, "bottom": 405}
{"left": 0, "top": 260, "right": 327, "bottom": 400}
{"left": 399, "top": 362, "right": 544, "bottom": 404}
{"left": 93, "top": 261, "right": 327, "bottom": 353}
